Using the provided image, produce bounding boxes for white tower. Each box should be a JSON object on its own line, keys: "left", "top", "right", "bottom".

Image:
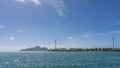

{"left": 55, "top": 38, "right": 57, "bottom": 49}
{"left": 112, "top": 33, "right": 115, "bottom": 49}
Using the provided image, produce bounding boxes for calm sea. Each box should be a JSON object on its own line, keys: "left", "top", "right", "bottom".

{"left": 0, "top": 52, "right": 120, "bottom": 68}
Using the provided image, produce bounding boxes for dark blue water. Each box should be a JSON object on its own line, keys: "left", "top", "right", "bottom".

{"left": 0, "top": 52, "right": 120, "bottom": 68}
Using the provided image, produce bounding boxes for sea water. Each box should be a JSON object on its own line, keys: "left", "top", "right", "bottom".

{"left": 0, "top": 52, "right": 120, "bottom": 68}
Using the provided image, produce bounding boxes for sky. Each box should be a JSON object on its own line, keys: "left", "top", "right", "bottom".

{"left": 0, "top": 0, "right": 120, "bottom": 51}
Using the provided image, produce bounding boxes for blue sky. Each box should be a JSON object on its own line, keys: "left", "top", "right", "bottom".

{"left": 0, "top": 0, "right": 120, "bottom": 51}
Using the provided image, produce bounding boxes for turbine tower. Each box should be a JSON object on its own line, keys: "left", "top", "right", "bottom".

{"left": 55, "top": 38, "right": 57, "bottom": 50}
{"left": 112, "top": 33, "right": 115, "bottom": 49}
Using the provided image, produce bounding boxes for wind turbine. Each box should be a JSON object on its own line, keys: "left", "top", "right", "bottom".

{"left": 55, "top": 38, "right": 57, "bottom": 50}
{"left": 112, "top": 33, "right": 115, "bottom": 49}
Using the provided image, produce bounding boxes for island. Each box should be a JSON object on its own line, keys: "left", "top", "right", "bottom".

{"left": 20, "top": 46, "right": 48, "bottom": 51}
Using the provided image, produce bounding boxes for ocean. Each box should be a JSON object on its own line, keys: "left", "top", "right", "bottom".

{"left": 0, "top": 52, "right": 120, "bottom": 68}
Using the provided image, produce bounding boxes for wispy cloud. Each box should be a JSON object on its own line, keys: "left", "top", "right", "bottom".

{"left": 32, "top": 27, "right": 37, "bottom": 31}
{"left": 109, "top": 30, "right": 120, "bottom": 34}
{"left": 80, "top": 33, "right": 92, "bottom": 38}
{"left": 18, "top": 0, "right": 42, "bottom": 5}
{"left": 0, "top": 26, "right": 6, "bottom": 29}
{"left": 10, "top": 36, "right": 15, "bottom": 41}
{"left": 67, "top": 36, "right": 74, "bottom": 40}
{"left": 0, "top": 45, "right": 27, "bottom": 51}
{"left": 18, "top": 0, "right": 25, "bottom": 3}
{"left": 80, "top": 32, "right": 96, "bottom": 38}
{"left": 16, "top": 29, "right": 24, "bottom": 32}
{"left": 5, "top": 36, "right": 15, "bottom": 41}
{"left": 97, "top": 33, "right": 106, "bottom": 36}
{"left": 80, "top": 31, "right": 107, "bottom": 38}
{"left": 16, "top": 0, "right": 66, "bottom": 16}
{"left": 116, "top": 22, "right": 120, "bottom": 25}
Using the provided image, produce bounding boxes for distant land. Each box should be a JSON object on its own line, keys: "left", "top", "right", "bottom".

{"left": 20, "top": 46, "right": 48, "bottom": 51}
{"left": 20, "top": 46, "right": 120, "bottom": 52}
{"left": 48, "top": 48, "right": 120, "bottom": 52}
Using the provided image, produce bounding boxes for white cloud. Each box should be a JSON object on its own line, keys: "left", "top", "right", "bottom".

{"left": 98, "top": 33, "right": 106, "bottom": 36}
{"left": 67, "top": 36, "right": 74, "bottom": 40}
{"left": 117, "top": 22, "right": 120, "bottom": 25}
{"left": 80, "top": 31, "right": 107, "bottom": 38}
{"left": 56, "top": 9, "right": 65, "bottom": 16}
{"left": 80, "top": 33, "right": 93, "bottom": 38}
{"left": 18, "top": 0, "right": 25, "bottom": 3}
{"left": 16, "top": 29, "right": 24, "bottom": 32}
{"left": 17, "top": 0, "right": 42, "bottom": 5}
{"left": 43, "top": 0, "right": 66, "bottom": 16}
{"left": 32, "top": 27, "right": 37, "bottom": 31}
{"left": 109, "top": 30, "right": 120, "bottom": 34}
{"left": 0, "top": 26, "right": 6, "bottom": 29}
{"left": 5, "top": 36, "right": 15, "bottom": 41}
{"left": 16, "top": 0, "right": 66, "bottom": 16}
{"left": 0, "top": 45, "right": 28, "bottom": 51}
{"left": 10, "top": 37, "right": 15, "bottom": 40}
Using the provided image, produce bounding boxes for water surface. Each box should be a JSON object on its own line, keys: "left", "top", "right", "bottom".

{"left": 0, "top": 52, "right": 120, "bottom": 68}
